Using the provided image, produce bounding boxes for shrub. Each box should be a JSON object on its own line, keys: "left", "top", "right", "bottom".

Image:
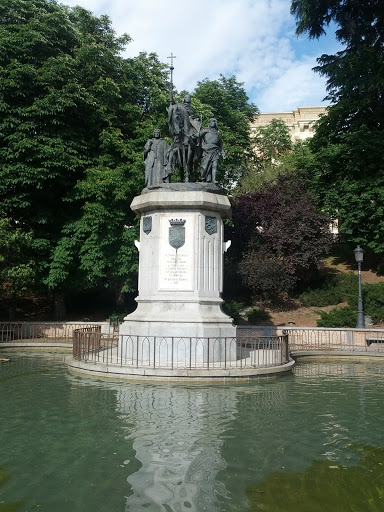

{"left": 238, "top": 253, "right": 296, "bottom": 301}
{"left": 246, "top": 308, "right": 271, "bottom": 324}
{"left": 222, "top": 301, "right": 246, "bottom": 325}
{"left": 232, "top": 173, "right": 332, "bottom": 304}
{"left": 364, "top": 283, "right": 384, "bottom": 323}
{"left": 300, "top": 272, "right": 357, "bottom": 307}
{"left": 308, "top": 279, "right": 384, "bottom": 326}
{"left": 316, "top": 306, "right": 356, "bottom": 328}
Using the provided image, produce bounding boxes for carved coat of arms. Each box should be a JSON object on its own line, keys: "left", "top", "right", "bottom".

{"left": 143, "top": 216, "right": 152, "bottom": 235}
{"left": 169, "top": 219, "right": 186, "bottom": 250}
{"left": 205, "top": 216, "right": 217, "bottom": 235}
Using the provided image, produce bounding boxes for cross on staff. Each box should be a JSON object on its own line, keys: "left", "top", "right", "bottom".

{"left": 167, "top": 52, "right": 176, "bottom": 70}
{"left": 167, "top": 52, "right": 176, "bottom": 104}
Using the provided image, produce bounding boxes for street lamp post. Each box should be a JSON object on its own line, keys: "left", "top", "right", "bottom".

{"left": 353, "top": 246, "right": 365, "bottom": 329}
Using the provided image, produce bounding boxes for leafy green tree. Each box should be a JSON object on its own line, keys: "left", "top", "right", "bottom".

{"left": 0, "top": 0, "right": 169, "bottom": 317}
{"left": 280, "top": 140, "right": 314, "bottom": 172}
{"left": 46, "top": 51, "right": 169, "bottom": 307}
{"left": 236, "top": 118, "right": 293, "bottom": 195}
{"left": 291, "top": 0, "right": 384, "bottom": 253}
{"left": 252, "top": 118, "right": 292, "bottom": 166}
{"left": 0, "top": 216, "right": 36, "bottom": 319}
{"left": 0, "top": 2, "right": 260, "bottom": 319}
{"left": 231, "top": 173, "right": 332, "bottom": 302}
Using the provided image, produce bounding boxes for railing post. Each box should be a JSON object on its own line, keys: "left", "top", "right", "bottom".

{"left": 73, "top": 331, "right": 77, "bottom": 358}
{"left": 136, "top": 336, "right": 139, "bottom": 368}
{"left": 285, "top": 334, "right": 289, "bottom": 362}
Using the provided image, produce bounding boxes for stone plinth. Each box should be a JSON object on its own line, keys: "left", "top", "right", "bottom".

{"left": 119, "top": 184, "right": 236, "bottom": 363}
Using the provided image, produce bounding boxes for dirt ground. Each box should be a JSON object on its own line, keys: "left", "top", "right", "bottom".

{"left": 252, "top": 258, "right": 384, "bottom": 327}
{"left": 260, "top": 303, "right": 347, "bottom": 327}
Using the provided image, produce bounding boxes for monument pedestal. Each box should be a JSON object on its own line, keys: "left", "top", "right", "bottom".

{"left": 119, "top": 184, "right": 236, "bottom": 364}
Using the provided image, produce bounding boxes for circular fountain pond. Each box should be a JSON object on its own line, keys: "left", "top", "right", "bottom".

{"left": 1, "top": 351, "right": 384, "bottom": 511}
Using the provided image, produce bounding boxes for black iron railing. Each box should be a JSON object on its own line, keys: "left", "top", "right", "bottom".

{"left": 0, "top": 322, "right": 107, "bottom": 343}
{"left": 72, "top": 330, "right": 289, "bottom": 370}
{"left": 238, "top": 326, "right": 384, "bottom": 353}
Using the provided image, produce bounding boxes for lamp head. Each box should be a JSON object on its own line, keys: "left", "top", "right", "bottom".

{"left": 354, "top": 245, "right": 364, "bottom": 263}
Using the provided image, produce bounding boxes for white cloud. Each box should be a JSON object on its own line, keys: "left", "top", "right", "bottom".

{"left": 61, "top": 0, "right": 336, "bottom": 112}
{"left": 255, "top": 57, "right": 330, "bottom": 112}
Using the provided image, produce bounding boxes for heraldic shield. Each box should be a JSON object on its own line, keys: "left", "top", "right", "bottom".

{"left": 169, "top": 219, "right": 186, "bottom": 250}
{"left": 143, "top": 216, "right": 152, "bottom": 235}
{"left": 205, "top": 216, "right": 217, "bottom": 235}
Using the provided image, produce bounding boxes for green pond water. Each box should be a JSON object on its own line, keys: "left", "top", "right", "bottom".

{"left": 1, "top": 352, "right": 384, "bottom": 512}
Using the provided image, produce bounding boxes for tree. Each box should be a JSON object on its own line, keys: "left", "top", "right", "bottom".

{"left": 0, "top": 0, "right": 169, "bottom": 317}
{"left": 193, "top": 75, "right": 258, "bottom": 187}
{"left": 46, "top": 51, "right": 170, "bottom": 312}
{"left": 235, "top": 118, "right": 292, "bottom": 195}
{"left": 0, "top": 216, "right": 36, "bottom": 319}
{"left": 252, "top": 118, "right": 292, "bottom": 165}
{"left": 231, "top": 173, "right": 332, "bottom": 302}
{"left": 0, "top": 2, "right": 262, "bottom": 319}
{"left": 291, "top": 0, "right": 384, "bottom": 253}
{"left": 291, "top": 0, "right": 384, "bottom": 121}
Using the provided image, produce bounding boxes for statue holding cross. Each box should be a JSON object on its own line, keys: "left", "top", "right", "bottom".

{"left": 143, "top": 53, "right": 225, "bottom": 185}
{"left": 166, "top": 53, "right": 203, "bottom": 182}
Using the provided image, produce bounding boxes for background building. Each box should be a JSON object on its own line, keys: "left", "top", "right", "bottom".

{"left": 251, "top": 106, "right": 327, "bottom": 143}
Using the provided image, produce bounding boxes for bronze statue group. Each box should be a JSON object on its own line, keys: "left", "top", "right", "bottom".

{"left": 143, "top": 93, "right": 225, "bottom": 187}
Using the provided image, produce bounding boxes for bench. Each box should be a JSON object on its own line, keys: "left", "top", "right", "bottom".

{"left": 366, "top": 337, "right": 384, "bottom": 346}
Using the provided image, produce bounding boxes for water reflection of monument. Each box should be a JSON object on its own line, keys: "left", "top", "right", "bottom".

{"left": 115, "top": 385, "right": 237, "bottom": 511}
{"left": 64, "top": 372, "right": 290, "bottom": 509}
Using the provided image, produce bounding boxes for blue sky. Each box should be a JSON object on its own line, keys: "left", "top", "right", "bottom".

{"left": 60, "top": 0, "right": 342, "bottom": 112}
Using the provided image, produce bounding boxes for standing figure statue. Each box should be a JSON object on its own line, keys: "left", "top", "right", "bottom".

{"left": 143, "top": 129, "right": 171, "bottom": 188}
{"left": 167, "top": 94, "right": 201, "bottom": 182}
{"left": 199, "top": 119, "right": 225, "bottom": 183}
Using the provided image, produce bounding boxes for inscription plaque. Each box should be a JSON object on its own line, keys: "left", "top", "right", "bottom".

{"left": 159, "top": 215, "right": 193, "bottom": 291}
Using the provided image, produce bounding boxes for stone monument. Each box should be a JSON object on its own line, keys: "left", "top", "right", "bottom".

{"left": 119, "top": 58, "right": 236, "bottom": 365}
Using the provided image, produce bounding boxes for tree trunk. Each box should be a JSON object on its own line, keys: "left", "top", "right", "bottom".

{"left": 115, "top": 285, "right": 124, "bottom": 309}
{"left": 53, "top": 290, "right": 66, "bottom": 320}
{"left": 9, "top": 296, "right": 17, "bottom": 321}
